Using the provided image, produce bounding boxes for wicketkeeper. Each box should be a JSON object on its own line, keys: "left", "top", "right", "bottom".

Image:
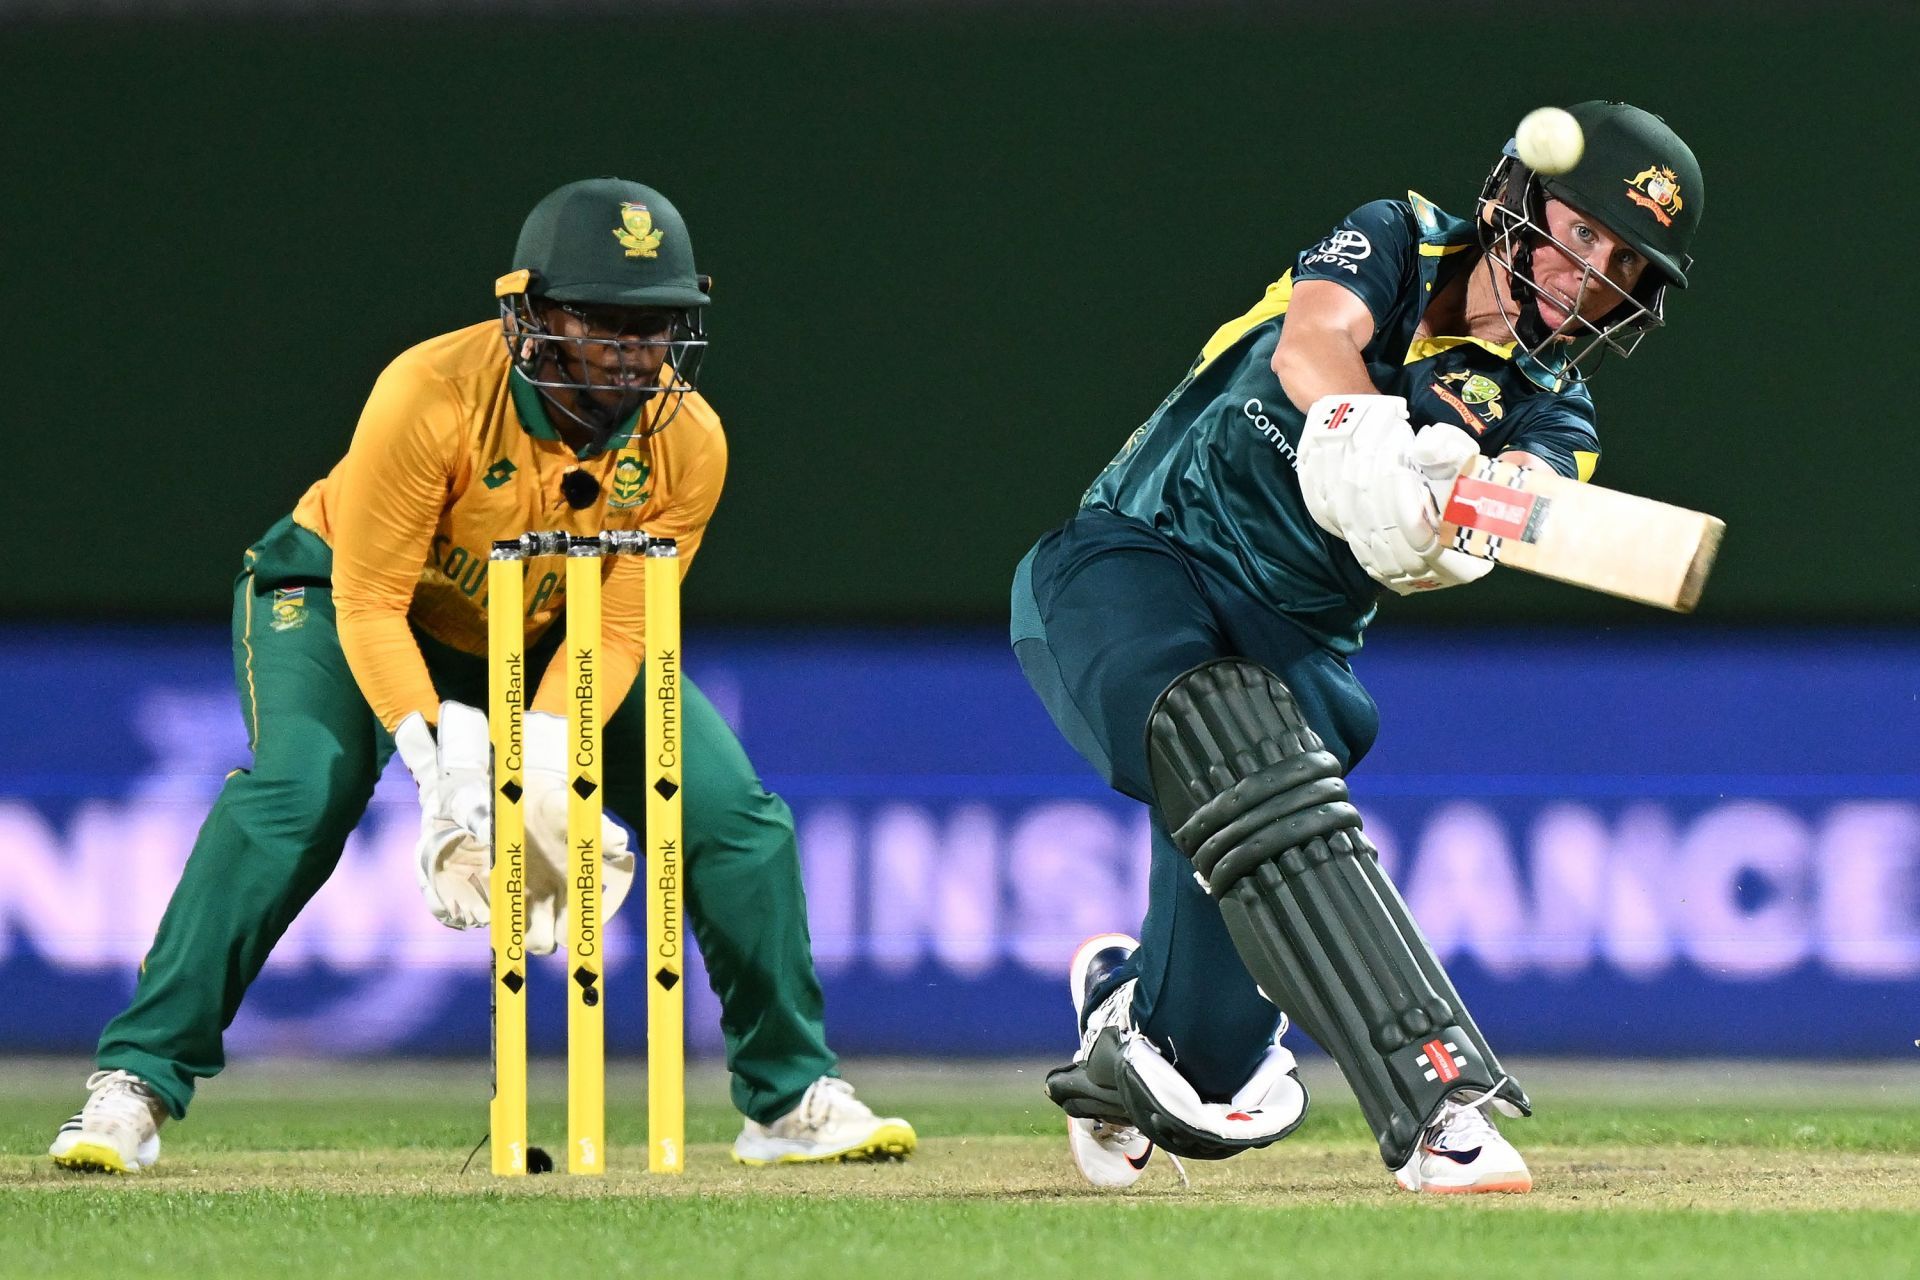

{"left": 1013, "top": 102, "right": 1702, "bottom": 1193}
{"left": 52, "top": 178, "right": 915, "bottom": 1173}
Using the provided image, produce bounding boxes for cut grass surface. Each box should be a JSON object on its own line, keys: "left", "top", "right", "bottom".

{"left": 6, "top": 1193, "right": 1919, "bottom": 1280}
{"left": 3, "top": 1058, "right": 1918, "bottom": 1280}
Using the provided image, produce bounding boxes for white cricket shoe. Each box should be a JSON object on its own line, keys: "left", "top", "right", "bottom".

{"left": 1394, "top": 1091, "right": 1532, "bottom": 1194}
{"left": 49, "top": 1070, "right": 166, "bottom": 1174}
{"left": 1064, "top": 932, "right": 1158, "bottom": 1188}
{"left": 731, "top": 1077, "right": 917, "bottom": 1165}
{"left": 1068, "top": 1114, "right": 1155, "bottom": 1188}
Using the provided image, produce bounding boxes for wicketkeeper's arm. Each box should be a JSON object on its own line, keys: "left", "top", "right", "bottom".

{"left": 331, "top": 358, "right": 463, "bottom": 732}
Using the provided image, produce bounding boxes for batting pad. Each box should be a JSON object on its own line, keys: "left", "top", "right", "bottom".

{"left": 1146, "top": 658, "right": 1530, "bottom": 1168}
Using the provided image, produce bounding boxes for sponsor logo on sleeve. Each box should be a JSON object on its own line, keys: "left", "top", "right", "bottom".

{"left": 1300, "top": 228, "right": 1373, "bottom": 275}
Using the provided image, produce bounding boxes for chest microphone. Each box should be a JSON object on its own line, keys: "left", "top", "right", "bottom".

{"left": 561, "top": 469, "right": 601, "bottom": 510}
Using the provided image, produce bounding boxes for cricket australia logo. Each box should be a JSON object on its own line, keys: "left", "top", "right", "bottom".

{"left": 607, "top": 448, "right": 652, "bottom": 510}
{"left": 614, "top": 203, "right": 664, "bottom": 258}
{"left": 1624, "top": 165, "right": 1684, "bottom": 227}
{"left": 1300, "top": 228, "right": 1372, "bottom": 275}
{"left": 1432, "top": 371, "right": 1506, "bottom": 434}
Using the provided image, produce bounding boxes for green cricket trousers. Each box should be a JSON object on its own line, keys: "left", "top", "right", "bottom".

{"left": 97, "top": 519, "right": 836, "bottom": 1123}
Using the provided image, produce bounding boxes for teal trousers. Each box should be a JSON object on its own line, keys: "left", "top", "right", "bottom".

{"left": 1012, "top": 510, "right": 1380, "bottom": 1100}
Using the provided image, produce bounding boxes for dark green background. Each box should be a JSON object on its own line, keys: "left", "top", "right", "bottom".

{"left": 7, "top": 8, "right": 1914, "bottom": 624}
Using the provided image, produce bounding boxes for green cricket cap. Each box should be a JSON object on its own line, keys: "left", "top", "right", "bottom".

{"left": 1535, "top": 101, "right": 1703, "bottom": 288}
{"left": 498, "top": 177, "right": 710, "bottom": 309}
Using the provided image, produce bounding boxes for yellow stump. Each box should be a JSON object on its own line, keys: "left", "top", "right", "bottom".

{"left": 566, "top": 536, "right": 606, "bottom": 1176}
{"left": 487, "top": 540, "right": 529, "bottom": 1177}
{"left": 644, "top": 537, "right": 686, "bottom": 1173}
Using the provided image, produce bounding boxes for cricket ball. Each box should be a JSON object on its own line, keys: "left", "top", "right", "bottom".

{"left": 1515, "top": 106, "right": 1584, "bottom": 176}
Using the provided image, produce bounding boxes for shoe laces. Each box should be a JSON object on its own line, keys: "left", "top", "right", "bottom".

{"left": 1081, "top": 980, "right": 1137, "bottom": 1049}
{"left": 81, "top": 1070, "right": 161, "bottom": 1133}
{"left": 1432, "top": 1077, "right": 1508, "bottom": 1149}
{"left": 1440, "top": 1103, "right": 1498, "bottom": 1147}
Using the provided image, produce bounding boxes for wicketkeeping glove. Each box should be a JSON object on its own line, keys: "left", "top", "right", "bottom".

{"left": 520, "top": 711, "right": 639, "bottom": 956}
{"left": 395, "top": 701, "right": 495, "bottom": 931}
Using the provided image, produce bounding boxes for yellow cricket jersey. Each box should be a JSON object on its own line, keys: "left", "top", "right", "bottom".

{"left": 290, "top": 320, "right": 725, "bottom": 732}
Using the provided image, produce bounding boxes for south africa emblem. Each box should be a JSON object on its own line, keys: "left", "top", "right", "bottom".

{"left": 608, "top": 449, "right": 652, "bottom": 511}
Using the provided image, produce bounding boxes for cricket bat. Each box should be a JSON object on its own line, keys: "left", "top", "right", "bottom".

{"left": 1440, "top": 459, "right": 1724, "bottom": 612}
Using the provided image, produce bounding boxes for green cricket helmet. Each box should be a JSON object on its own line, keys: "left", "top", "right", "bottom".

{"left": 497, "top": 177, "right": 712, "bottom": 453}
{"left": 1477, "top": 101, "right": 1705, "bottom": 386}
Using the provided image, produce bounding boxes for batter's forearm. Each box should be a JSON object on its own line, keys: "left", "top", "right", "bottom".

{"left": 1270, "top": 326, "right": 1379, "bottom": 413}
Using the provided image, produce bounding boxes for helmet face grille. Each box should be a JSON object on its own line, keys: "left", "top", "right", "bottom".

{"left": 500, "top": 179, "right": 713, "bottom": 451}
{"left": 1475, "top": 156, "right": 1668, "bottom": 389}
{"left": 500, "top": 292, "right": 708, "bottom": 451}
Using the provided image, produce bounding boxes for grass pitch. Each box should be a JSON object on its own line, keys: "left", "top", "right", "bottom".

{"left": 3, "top": 1057, "right": 1918, "bottom": 1279}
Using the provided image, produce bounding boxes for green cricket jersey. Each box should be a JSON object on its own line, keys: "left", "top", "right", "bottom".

{"left": 1080, "top": 192, "right": 1602, "bottom": 653}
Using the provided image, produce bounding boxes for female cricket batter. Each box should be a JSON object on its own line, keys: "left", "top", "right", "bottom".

{"left": 1014, "top": 102, "right": 1702, "bottom": 1194}
{"left": 51, "top": 178, "right": 914, "bottom": 1173}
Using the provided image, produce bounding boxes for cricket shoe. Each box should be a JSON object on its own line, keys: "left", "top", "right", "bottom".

{"left": 731, "top": 1077, "right": 917, "bottom": 1165}
{"left": 1055, "top": 933, "right": 1160, "bottom": 1188}
{"left": 1394, "top": 1090, "right": 1533, "bottom": 1194}
{"left": 49, "top": 1070, "right": 166, "bottom": 1174}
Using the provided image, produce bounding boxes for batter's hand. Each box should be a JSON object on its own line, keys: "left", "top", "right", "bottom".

{"left": 1296, "top": 393, "right": 1413, "bottom": 540}
{"left": 1297, "top": 398, "right": 1493, "bottom": 595}
{"left": 1358, "top": 423, "right": 1495, "bottom": 594}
